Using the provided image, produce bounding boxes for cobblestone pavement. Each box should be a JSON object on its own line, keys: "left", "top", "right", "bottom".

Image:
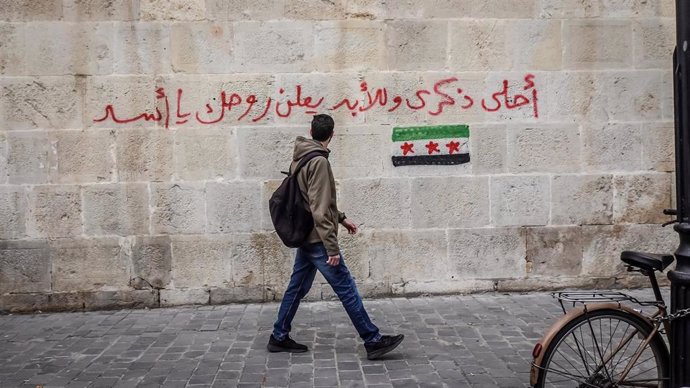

{"left": 0, "top": 289, "right": 663, "bottom": 388}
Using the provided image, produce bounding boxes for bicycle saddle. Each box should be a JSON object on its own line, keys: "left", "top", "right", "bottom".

{"left": 620, "top": 251, "right": 674, "bottom": 272}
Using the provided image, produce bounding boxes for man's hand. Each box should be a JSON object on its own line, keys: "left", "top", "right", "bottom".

{"left": 342, "top": 219, "right": 359, "bottom": 235}
{"left": 327, "top": 254, "right": 340, "bottom": 266}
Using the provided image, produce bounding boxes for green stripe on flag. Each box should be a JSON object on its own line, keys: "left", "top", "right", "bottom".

{"left": 392, "top": 125, "right": 470, "bottom": 142}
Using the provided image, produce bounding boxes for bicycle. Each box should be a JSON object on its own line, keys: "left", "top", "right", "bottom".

{"left": 529, "top": 209, "right": 690, "bottom": 387}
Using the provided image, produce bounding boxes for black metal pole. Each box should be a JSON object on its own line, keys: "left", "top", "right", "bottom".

{"left": 670, "top": 1, "right": 690, "bottom": 386}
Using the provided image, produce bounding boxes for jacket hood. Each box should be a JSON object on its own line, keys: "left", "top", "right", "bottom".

{"left": 293, "top": 136, "right": 329, "bottom": 161}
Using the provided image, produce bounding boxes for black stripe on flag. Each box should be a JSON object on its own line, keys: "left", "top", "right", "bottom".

{"left": 391, "top": 154, "right": 470, "bottom": 167}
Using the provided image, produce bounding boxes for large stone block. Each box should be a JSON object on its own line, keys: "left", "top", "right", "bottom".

{"left": 27, "top": 185, "right": 82, "bottom": 238}
{"left": 174, "top": 128, "right": 236, "bottom": 180}
{"left": 490, "top": 175, "right": 550, "bottom": 227}
{"left": 538, "top": 0, "right": 600, "bottom": 18}
{"left": 49, "top": 238, "right": 129, "bottom": 292}
{"left": 641, "top": 122, "right": 674, "bottom": 172}
{"left": 210, "top": 286, "right": 265, "bottom": 303}
{"left": 613, "top": 173, "right": 671, "bottom": 224}
{"left": 130, "top": 236, "right": 172, "bottom": 289}
{"left": 415, "top": 71, "right": 487, "bottom": 125}
{"left": 52, "top": 129, "right": 116, "bottom": 183}
{"left": 206, "top": 181, "right": 262, "bottom": 233}
{"left": 0, "top": 240, "right": 50, "bottom": 294}
{"left": 1, "top": 76, "right": 83, "bottom": 130}
{"left": 582, "top": 123, "right": 642, "bottom": 172}
{"left": 313, "top": 21, "right": 385, "bottom": 72}
{"left": 171, "top": 235, "right": 233, "bottom": 288}
{"left": 63, "top": 0, "right": 138, "bottom": 21}
{"left": 470, "top": 124, "right": 506, "bottom": 174}
{"left": 525, "top": 226, "right": 582, "bottom": 276}
{"left": 507, "top": 124, "right": 580, "bottom": 173}
{"left": 507, "top": 20, "right": 562, "bottom": 70}
{"left": 25, "top": 22, "right": 113, "bottom": 75}
{"left": 151, "top": 182, "right": 206, "bottom": 234}
{"left": 233, "top": 21, "right": 314, "bottom": 72}
{"left": 113, "top": 23, "right": 171, "bottom": 74}
{"left": 345, "top": 0, "right": 387, "bottom": 19}
{"left": 582, "top": 224, "right": 676, "bottom": 277}
{"left": 546, "top": 72, "right": 606, "bottom": 122}
{"left": 411, "top": 177, "right": 489, "bottom": 228}
{"left": 140, "top": 0, "right": 205, "bottom": 20}
{"left": 0, "top": 0, "right": 62, "bottom": 21}
{"left": 285, "top": 0, "right": 346, "bottom": 19}
{"left": 447, "top": 228, "right": 525, "bottom": 279}
{"left": 82, "top": 183, "right": 149, "bottom": 236}
{"left": 6, "top": 131, "right": 54, "bottom": 184}
{"left": 633, "top": 19, "right": 674, "bottom": 69}
{"left": 338, "top": 178, "right": 411, "bottom": 229}
{"left": 160, "top": 289, "right": 209, "bottom": 306}
{"left": 551, "top": 174, "right": 613, "bottom": 225}
{"left": 86, "top": 76, "right": 156, "bottom": 129}
{"left": 472, "top": 0, "right": 535, "bottom": 18}
{"left": 449, "top": 20, "right": 508, "bottom": 71}
{"left": 244, "top": 233, "right": 294, "bottom": 293}
{"left": 599, "top": 71, "right": 663, "bottom": 121}
{"left": 222, "top": 0, "right": 285, "bottom": 20}
{"left": 171, "top": 22, "right": 233, "bottom": 74}
{"left": 0, "top": 23, "right": 25, "bottom": 75}
{"left": 386, "top": 20, "right": 447, "bottom": 71}
{"left": 116, "top": 129, "right": 174, "bottom": 182}
{"left": 0, "top": 186, "right": 27, "bottom": 239}
{"left": 563, "top": 20, "right": 632, "bottom": 69}
{"left": 328, "top": 130, "right": 386, "bottom": 178}
{"left": 366, "top": 230, "right": 449, "bottom": 284}
{"left": 237, "top": 127, "right": 304, "bottom": 178}
{"left": 599, "top": 0, "right": 663, "bottom": 17}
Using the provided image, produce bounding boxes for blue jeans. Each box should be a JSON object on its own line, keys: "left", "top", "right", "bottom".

{"left": 272, "top": 242, "right": 381, "bottom": 345}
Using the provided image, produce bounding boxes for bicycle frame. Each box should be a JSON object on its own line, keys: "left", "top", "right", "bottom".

{"left": 530, "top": 302, "right": 668, "bottom": 387}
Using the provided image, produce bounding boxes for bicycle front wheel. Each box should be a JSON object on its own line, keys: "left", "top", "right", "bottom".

{"left": 535, "top": 308, "right": 669, "bottom": 388}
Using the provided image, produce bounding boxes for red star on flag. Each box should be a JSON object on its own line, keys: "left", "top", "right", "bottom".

{"left": 446, "top": 141, "right": 460, "bottom": 154}
{"left": 425, "top": 141, "right": 440, "bottom": 155}
{"left": 400, "top": 142, "right": 415, "bottom": 156}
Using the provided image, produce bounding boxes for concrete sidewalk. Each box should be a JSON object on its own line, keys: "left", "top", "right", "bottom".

{"left": 0, "top": 289, "right": 661, "bottom": 388}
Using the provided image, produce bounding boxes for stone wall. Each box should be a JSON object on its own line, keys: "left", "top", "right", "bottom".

{"left": 0, "top": 0, "right": 679, "bottom": 312}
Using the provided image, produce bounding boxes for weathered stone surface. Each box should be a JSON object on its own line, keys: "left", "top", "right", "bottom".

{"left": 338, "top": 178, "right": 411, "bottom": 229}
{"left": 507, "top": 20, "right": 562, "bottom": 70}
{"left": 0, "top": 0, "right": 62, "bottom": 21}
{"left": 113, "top": 23, "right": 171, "bottom": 74}
{"left": 242, "top": 233, "right": 294, "bottom": 293}
{"left": 160, "top": 289, "right": 209, "bottom": 306}
{"left": 6, "top": 131, "right": 54, "bottom": 184}
{"left": 210, "top": 286, "right": 265, "bottom": 303}
{"left": 313, "top": 21, "right": 385, "bottom": 71}
{"left": 223, "top": 0, "right": 285, "bottom": 20}
{"left": 285, "top": 0, "right": 346, "bottom": 19}
{"left": 447, "top": 228, "right": 525, "bottom": 279}
{"left": 49, "top": 238, "right": 129, "bottom": 292}
{"left": 506, "top": 124, "right": 580, "bottom": 173}
{"left": 27, "top": 185, "right": 82, "bottom": 238}
{"left": 260, "top": 179, "right": 283, "bottom": 231}
{"left": 1, "top": 76, "right": 82, "bottom": 130}
{"left": 328, "top": 131, "right": 385, "bottom": 178}
{"left": 86, "top": 76, "right": 156, "bottom": 129}
{"left": 582, "top": 224, "right": 677, "bottom": 277}
{"left": 174, "top": 128, "right": 236, "bottom": 180}
{"left": 641, "top": 122, "right": 674, "bottom": 172}
{"left": 171, "top": 22, "right": 233, "bottom": 74}
{"left": 449, "top": 20, "right": 508, "bottom": 71}
{"left": 551, "top": 174, "right": 613, "bottom": 225}
{"left": 171, "top": 235, "right": 232, "bottom": 288}
{"left": 0, "top": 23, "right": 25, "bottom": 75}
{"left": 116, "top": 129, "right": 174, "bottom": 182}
{"left": 470, "top": 124, "right": 506, "bottom": 174}
{"left": 151, "top": 183, "right": 206, "bottom": 234}
{"left": 25, "top": 22, "right": 113, "bottom": 75}
{"left": 53, "top": 129, "right": 115, "bottom": 183}
{"left": 0, "top": 132, "right": 5, "bottom": 183}
{"left": 45, "top": 290, "right": 158, "bottom": 311}
{"left": 206, "top": 181, "right": 262, "bottom": 233}
{"left": 599, "top": 0, "right": 663, "bottom": 17}
{"left": 233, "top": 21, "right": 314, "bottom": 72}
{"left": 613, "top": 173, "right": 671, "bottom": 224}
{"left": 491, "top": 175, "right": 550, "bottom": 227}
{"left": 130, "top": 236, "right": 172, "bottom": 289}
{"left": 599, "top": 71, "right": 663, "bottom": 121}
{"left": 82, "top": 183, "right": 149, "bottom": 236}
{"left": 345, "top": 0, "right": 387, "bottom": 19}
{"left": 386, "top": 20, "right": 448, "bottom": 71}
{"left": 140, "top": 0, "right": 205, "bottom": 20}
{"left": 582, "top": 123, "right": 642, "bottom": 172}
{"left": 564, "top": 20, "right": 632, "bottom": 69}
{"left": 0, "top": 240, "right": 50, "bottom": 294}
{"left": 63, "top": 0, "right": 138, "bottom": 21}
{"left": 411, "top": 177, "right": 489, "bottom": 228}
{"left": 546, "top": 72, "right": 605, "bottom": 122}
{"left": 0, "top": 186, "right": 27, "bottom": 239}
{"left": 525, "top": 226, "right": 582, "bottom": 276}
{"left": 538, "top": 0, "right": 600, "bottom": 18}
{"left": 472, "top": 0, "right": 535, "bottom": 18}
{"left": 633, "top": 19, "right": 674, "bottom": 69}
{"left": 237, "top": 127, "right": 304, "bottom": 178}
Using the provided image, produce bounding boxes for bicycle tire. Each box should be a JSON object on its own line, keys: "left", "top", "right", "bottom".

{"left": 535, "top": 308, "right": 669, "bottom": 388}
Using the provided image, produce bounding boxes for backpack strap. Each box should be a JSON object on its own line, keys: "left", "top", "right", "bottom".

{"left": 289, "top": 151, "right": 328, "bottom": 177}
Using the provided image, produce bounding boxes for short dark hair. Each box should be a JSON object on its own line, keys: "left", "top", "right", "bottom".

{"left": 311, "top": 114, "right": 334, "bottom": 141}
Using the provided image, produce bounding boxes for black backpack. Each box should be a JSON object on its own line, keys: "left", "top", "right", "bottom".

{"left": 269, "top": 151, "right": 328, "bottom": 248}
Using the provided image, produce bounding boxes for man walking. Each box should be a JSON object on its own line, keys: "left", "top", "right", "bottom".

{"left": 268, "top": 114, "right": 404, "bottom": 360}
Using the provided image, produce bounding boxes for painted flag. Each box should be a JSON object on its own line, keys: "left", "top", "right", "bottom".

{"left": 391, "top": 124, "right": 470, "bottom": 166}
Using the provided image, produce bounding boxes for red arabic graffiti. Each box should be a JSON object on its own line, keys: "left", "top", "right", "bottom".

{"left": 94, "top": 74, "right": 539, "bottom": 127}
